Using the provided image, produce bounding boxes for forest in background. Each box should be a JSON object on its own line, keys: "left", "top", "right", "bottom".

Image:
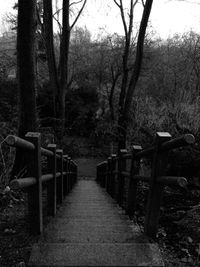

{"left": 1, "top": 26, "right": 200, "bottom": 181}
{"left": 1, "top": 1, "right": 200, "bottom": 265}
{"left": 0, "top": 0, "right": 200, "bottom": 190}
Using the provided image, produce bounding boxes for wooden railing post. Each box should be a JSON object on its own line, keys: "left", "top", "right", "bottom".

{"left": 73, "top": 163, "right": 77, "bottom": 186}
{"left": 127, "top": 145, "right": 142, "bottom": 216}
{"left": 102, "top": 163, "right": 105, "bottom": 188}
{"left": 110, "top": 154, "right": 117, "bottom": 198}
{"left": 71, "top": 162, "right": 75, "bottom": 187}
{"left": 106, "top": 157, "right": 112, "bottom": 194}
{"left": 117, "top": 149, "right": 127, "bottom": 206}
{"left": 68, "top": 157, "right": 72, "bottom": 191}
{"left": 47, "top": 144, "right": 57, "bottom": 216}
{"left": 25, "top": 132, "right": 43, "bottom": 234}
{"left": 56, "top": 149, "right": 63, "bottom": 204}
{"left": 99, "top": 164, "right": 103, "bottom": 187}
{"left": 74, "top": 163, "right": 78, "bottom": 184}
{"left": 144, "top": 132, "right": 171, "bottom": 238}
{"left": 63, "top": 155, "right": 68, "bottom": 196}
{"left": 96, "top": 164, "right": 100, "bottom": 183}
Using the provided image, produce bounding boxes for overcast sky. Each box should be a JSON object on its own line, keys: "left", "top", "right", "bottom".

{"left": 0, "top": 0, "right": 200, "bottom": 39}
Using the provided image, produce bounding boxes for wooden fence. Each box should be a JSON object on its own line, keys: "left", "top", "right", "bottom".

{"left": 96, "top": 132, "right": 195, "bottom": 238}
{"left": 5, "top": 132, "right": 77, "bottom": 235}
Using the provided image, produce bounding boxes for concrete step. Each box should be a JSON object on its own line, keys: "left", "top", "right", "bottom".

{"left": 28, "top": 243, "right": 164, "bottom": 266}
{"left": 28, "top": 180, "right": 163, "bottom": 266}
{"left": 42, "top": 230, "right": 142, "bottom": 243}
{"left": 41, "top": 227, "right": 146, "bottom": 243}
{"left": 51, "top": 216, "right": 133, "bottom": 225}
{"left": 57, "top": 203, "right": 126, "bottom": 216}
{"left": 43, "top": 219, "right": 147, "bottom": 243}
{"left": 46, "top": 220, "right": 132, "bottom": 232}
{"left": 57, "top": 209, "right": 125, "bottom": 217}
{"left": 60, "top": 203, "right": 123, "bottom": 210}
{"left": 56, "top": 213, "right": 129, "bottom": 220}
{"left": 45, "top": 218, "right": 133, "bottom": 227}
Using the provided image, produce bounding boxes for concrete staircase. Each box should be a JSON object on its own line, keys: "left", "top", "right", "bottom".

{"left": 28, "top": 180, "right": 164, "bottom": 266}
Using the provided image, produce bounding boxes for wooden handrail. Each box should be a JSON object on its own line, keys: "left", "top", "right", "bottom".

{"left": 96, "top": 132, "right": 195, "bottom": 238}
{"left": 135, "top": 133, "right": 195, "bottom": 159}
{"left": 5, "top": 134, "right": 61, "bottom": 158}
{"left": 10, "top": 177, "right": 37, "bottom": 189}
{"left": 132, "top": 175, "right": 187, "bottom": 188}
{"left": 5, "top": 135, "right": 35, "bottom": 150}
{"left": 160, "top": 133, "right": 194, "bottom": 152}
{"left": 5, "top": 132, "right": 78, "bottom": 235}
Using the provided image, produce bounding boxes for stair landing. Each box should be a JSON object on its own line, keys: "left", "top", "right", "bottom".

{"left": 28, "top": 180, "right": 163, "bottom": 266}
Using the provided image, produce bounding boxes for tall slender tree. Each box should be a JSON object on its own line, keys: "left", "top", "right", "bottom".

{"left": 113, "top": 0, "right": 154, "bottom": 149}
{"left": 43, "top": 0, "right": 87, "bottom": 141}
{"left": 12, "top": 0, "right": 37, "bottom": 178}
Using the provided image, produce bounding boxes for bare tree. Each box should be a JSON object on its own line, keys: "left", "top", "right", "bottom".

{"left": 114, "top": 0, "right": 154, "bottom": 149}
{"left": 43, "top": 0, "right": 87, "bottom": 141}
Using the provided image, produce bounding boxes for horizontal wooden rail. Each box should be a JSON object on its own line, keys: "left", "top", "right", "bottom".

{"left": 107, "top": 170, "right": 188, "bottom": 189}
{"left": 96, "top": 131, "right": 195, "bottom": 239}
{"left": 160, "top": 133, "right": 194, "bottom": 152}
{"left": 133, "top": 175, "right": 187, "bottom": 188}
{"left": 135, "top": 133, "right": 195, "bottom": 159}
{"left": 121, "top": 153, "right": 132, "bottom": 160}
{"left": 5, "top": 135, "right": 35, "bottom": 150}
{"left": 10, "top": 172, "right": 62, "bottom": 189}
{"left": 42, "top": 172, "right": 61, "bottom": 183}
{"left": 5, "top": 135, "right": 61, "bottom": 158}
{"left": 41, "top": 148, "right": 54, "bottom": 157}
{"left": 10, "top": 177, "right": 37, "bottom": 189}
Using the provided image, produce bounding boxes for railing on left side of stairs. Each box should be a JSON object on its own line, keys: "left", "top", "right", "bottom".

{"left": 5, "top": 132, "right": 78, "bottom": 235}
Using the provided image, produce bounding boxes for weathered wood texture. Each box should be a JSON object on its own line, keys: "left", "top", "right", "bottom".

{"left": 96, "top": 132, "right": 195, "bottom": 238}
{"left": 6, "top": 132, "right": 78, "bottom": 235}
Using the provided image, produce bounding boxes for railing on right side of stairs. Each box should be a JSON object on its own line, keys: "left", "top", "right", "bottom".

{"left": 96, "top": 132, "right": 195, "bottom": 238}
{"left": 5, "top": 132, "right": 78, "bottom": 235}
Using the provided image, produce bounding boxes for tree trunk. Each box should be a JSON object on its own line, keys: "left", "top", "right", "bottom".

{"left": 17, "top": 0, "right": 37, "bottom": 136}
{"left": 55, "top": 0, "right": 70, "bottom": 141}
{"left": 43, "top": 0, "right": 60, "bottom": 120}
{"left": 114, "top": 0, "right": 134, "bottom": 150}
{"left": 118, "top": 0, "right": 154, "bottom": 150}
{"left": 43, "top": 0, "right": 87, "bottom": 142}
{"left": 12, "top": 0, "right": 37, "bottom": 178}
{"left": 123, "top": 0, "right": 154, "bottom": 119}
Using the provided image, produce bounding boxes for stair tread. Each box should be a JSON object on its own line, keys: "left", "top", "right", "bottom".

{"left": 28, "top": 243, "right": 164, "bottom": 266}
{"left": 28, "top": 180, "right": 163, "bottom": 266}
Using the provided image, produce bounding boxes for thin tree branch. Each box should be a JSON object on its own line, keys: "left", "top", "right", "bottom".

{"left": 69, "top": 0, "right": 83, "bottom": 7}
{"left": 141, "top": 0, "right": 145, "bottom": 7}
{"left": 113, "top": 0, "right": 128, "bottom": 39}
{"left": 120, "top": 0, "right": 128, "bottom": 39}
{"left": 113, "top": 0, "right": 120, "bottom": 8}
{"left": 53, "top": 14, "right": 62, "bottom": 33}
{"left": 70, "top": 0, "right": 87, "bottom": 30}
{"left": 53, "top": 8, "right": 63, "bottom": 17}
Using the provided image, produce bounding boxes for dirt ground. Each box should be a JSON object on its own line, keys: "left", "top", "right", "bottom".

{"left": 0, "top": 192, "right": 38, "bottom": 267}
{"left": 135, "top": 183, "right": 200, "bottom": 266}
